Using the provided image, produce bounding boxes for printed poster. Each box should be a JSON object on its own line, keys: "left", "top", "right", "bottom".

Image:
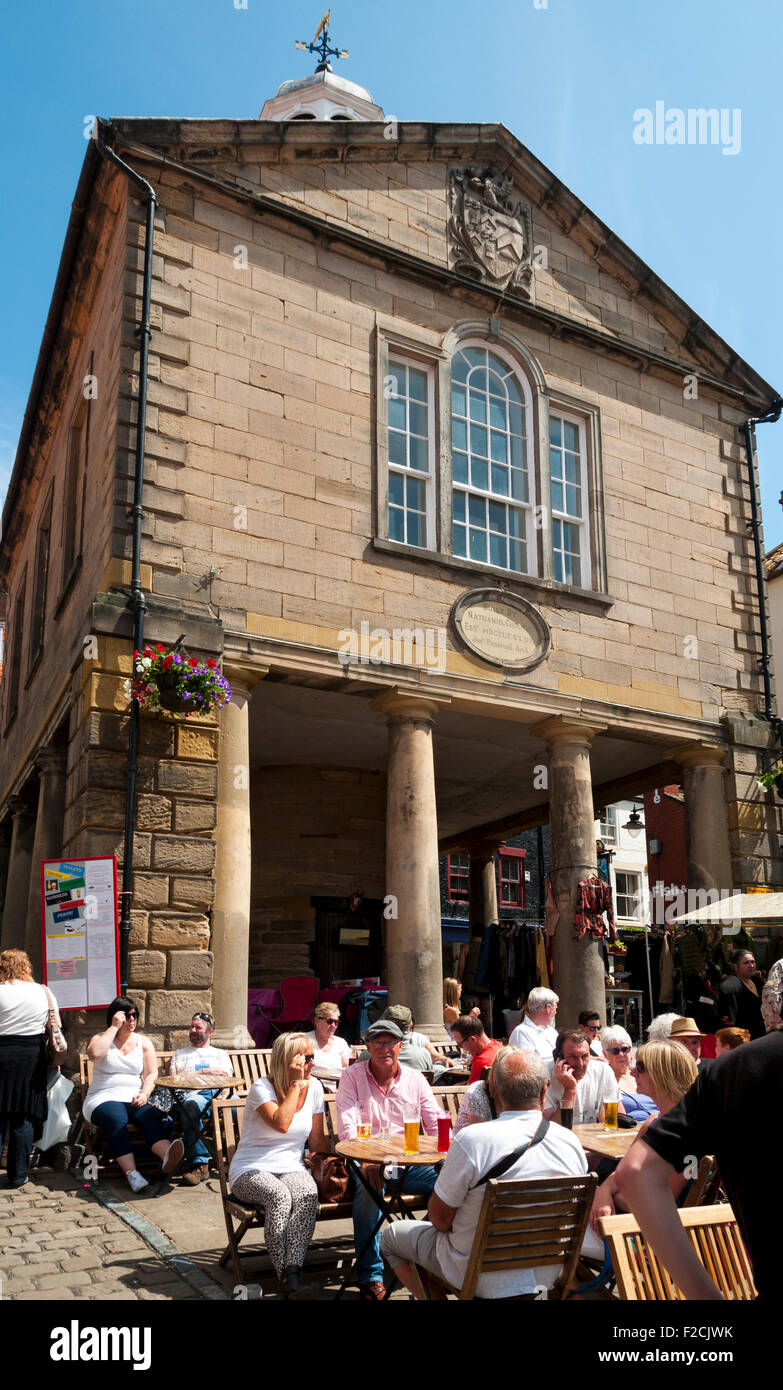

{"left": 41, "top": 856, "right": 120, "bottom": 1011}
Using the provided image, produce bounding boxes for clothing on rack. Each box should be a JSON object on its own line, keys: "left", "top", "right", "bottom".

{"left": 659, "top": 932, "right": 674, "bottom": 1004}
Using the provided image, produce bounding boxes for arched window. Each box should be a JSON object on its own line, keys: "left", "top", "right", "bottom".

{"left": 450, "top": 343, "right": 533, "bottom": 574}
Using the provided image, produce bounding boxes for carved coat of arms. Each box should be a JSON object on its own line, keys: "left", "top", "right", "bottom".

{"left": 448, "top": 167, "right": 533, "bottom": 296}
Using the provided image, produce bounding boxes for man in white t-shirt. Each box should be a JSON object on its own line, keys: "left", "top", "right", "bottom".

{"left": 544, "top": 1030, "right": 619, "bottom": 1125}
{"left": 169, "top": 1012, "right": 233, "bottom": 1184}
{"left": 379, "top": 1049, "right": 590, "bottom": 1298}
{"left": 508, "top": 987, "right": 559, "bottom": 1060}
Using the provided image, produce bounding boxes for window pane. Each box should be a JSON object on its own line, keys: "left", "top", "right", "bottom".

{"left": 451, "top": 384, "right": 467, "bottom": 416}
{"left": 552, "top": 480, "right": 564, "bottom": 512}
{"left": 509, "top": 402, "right": 524, "bottom": 438}
{"left": 564, "top": 420, "right": 579, "bottom": 450}
{"left": 470, "top": 368, "right": 488, "bottom": 391}
{"left": 490, "top": 430, "right": 507, "bottom": 463}
{"left": 470, "top": 423, "right": 487, "bottom": 457}
{"left": 389, "top": 472, "right": 405, "bottom": 506}
{"left": 488, "top": 500, "right": 506, "bottom": 532}
{"left": 453, "top": 521, "right": 467, "bottom": 556}
{"left": 489, "top": 397, "right": 506, "bottom": 429}
{"left": 388, "top": 397, "right": 405, "bottom": 430}
{"left": 565, "top": 483, "right": 581, "bottom": 516}
{"left": 468, "top": 494, "right": 485, "bottom": 527}
{"left": 564, "top": 452, "right": 579, "bottom": 484}
{"left": 388, "top": 360, "right": 406, "bottom": 397}
{"left": 407, "top": 512, "right": 424, "bottom": 547}
{"left": 389, "top": 430, "right": 406, "bottom": 466}
{"left": 389, "top": 506, "right": 405, "bottom": 542}
{"left": 469, "top": 391, "right": 487, "bottom": 424}
{"left": 452, "top": 352, "right": 469, "bottom": 383}
{"left": 510, "top": 467, "right": 528, "bottom": 503}
{"left": 406, "top": 476, "right": 424, "bottom": 509}
{"left": 453, "top": 491, "right": 466, "bottom": 522}
{"left": 409, "top": 401, "right": 428, "bottom": 437}
{"left": 471, "top": 457, "right": 489, "bottom": 491}
{"left": 453, "top": 452, "right": 469, "bottom": 484}
{"left": 453, "top": 418, "right": 467, "bottom": 452}
{"left": 409, "top": 435, "right": 428, "bottom": 472}
{"left": 469, "top": 528, "right": 487, "bottom": 563}
{"left": 490, "top": 532, "right": 506, "bottom": 567}
{"left": 507, "top": 508, "right": 521, "bottom": 539}
{"left": 508, "top": 537, "right": 525, "bottom": 572}
{"left": 463, "top": 346, "right": 484, "bottom": 367}
{"left": 491, "top": 463, "right": 509, "bottom": 496}
{"left": 549, "top": 416, "right": 562, "bottom": 445}
{"left": 408, "top": 366, "right": 428, "bottom": 402}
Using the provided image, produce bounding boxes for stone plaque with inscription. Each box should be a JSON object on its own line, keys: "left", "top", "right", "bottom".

{"left": 451, "top": 588, "right": 550, "bottom": 671}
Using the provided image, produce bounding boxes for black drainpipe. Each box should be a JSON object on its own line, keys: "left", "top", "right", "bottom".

{"left": 95, "top": 121, "right": 158, "bottom": 990}
{"left": 742, "top": 400, "right": 783, "bottom": 752}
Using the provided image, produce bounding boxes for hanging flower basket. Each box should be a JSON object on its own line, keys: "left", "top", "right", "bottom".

{"left": 758, "top": 764, "right": 783, "bottom": 801}
{"left": 124, "top": 645, "right": 232, "bottom": 717}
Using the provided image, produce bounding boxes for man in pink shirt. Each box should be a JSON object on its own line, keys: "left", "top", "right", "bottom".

{"left": 337, "top": 1019, "right": 440, "bottom": 1301}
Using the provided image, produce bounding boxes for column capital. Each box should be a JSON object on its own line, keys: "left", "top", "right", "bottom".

{"left": 7, "top": 793, "right": 37, "bottom": 820}
{"left": 35, "top": 746, "right": 67, "bottom": 777}
{"left": 666, "top": 743, "right": 727, "bottom": 770}
{"left": 531, "top": 715, "right": 607, "bottom": 747}
{"left": 222, "top": 662, "right": 269, "bottom": 696}
{"left": 371, "top": 687, "right": 451, "bottom": 722}
{"left": 464, "top": 838, "right": 501, "bottom": 858}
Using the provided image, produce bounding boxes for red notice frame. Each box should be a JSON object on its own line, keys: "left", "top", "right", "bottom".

{"left": 41, "top": 855, "right": 120, "bottom": 1012}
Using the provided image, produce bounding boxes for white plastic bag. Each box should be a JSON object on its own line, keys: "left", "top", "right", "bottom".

{"left": 37, "top": 1069, "right": 75, "bottom": 1152}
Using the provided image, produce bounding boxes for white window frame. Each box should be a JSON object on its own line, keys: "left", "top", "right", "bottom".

{"left": 386, "top": 355, "right": 436, "bottom": 552}
{"left": 449, "top": 338, "right": 537, "bottom": 578}
{"left": 549, "top": 407, "right": 591, "bottom": 589}
{"left": 598, "top": 805, "right": 619, "bottom": 846}
{"left": 615, "top": 870, "right": 644, "bottom": 922}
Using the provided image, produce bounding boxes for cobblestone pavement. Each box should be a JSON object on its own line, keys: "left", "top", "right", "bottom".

{"left": 0, "top": 1167, "right": 407, "bottom": 1301}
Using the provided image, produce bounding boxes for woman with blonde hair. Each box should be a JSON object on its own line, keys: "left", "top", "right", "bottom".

{"left": 590, "top": 1040, "right": 698, "bottom": 1232}
{"left": 443, "top": 978, "right": 479, "bottom": 1028}
{"left": 0, "top": 949, "right": 63, "bottom": 1189}
{"left": 229, "top": 1031, "right": 329, "bottom": 1298}
{"left": 304, "top": 1001, "right": 351, "bottom": 1091}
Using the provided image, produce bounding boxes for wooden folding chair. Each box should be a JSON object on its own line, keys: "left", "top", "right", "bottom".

{"left": 415, "top": 1173, "right": 597, "bottom": 1301}
{"left": 598, "top": 1203, "right": 756, "bottom": 1299}
{"left": 212, "top": 1096, "right": 264, "bottom": 1285}
{"left": 681, "top": 1154, "right": 722, "bottom": 1208}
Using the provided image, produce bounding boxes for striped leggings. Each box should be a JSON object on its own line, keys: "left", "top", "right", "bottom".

{"left": 231, "top": 1168, "right": 319, "bottom": 1277}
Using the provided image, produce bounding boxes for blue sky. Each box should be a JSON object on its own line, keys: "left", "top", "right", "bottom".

{"left": 1, "top": 0, "right": 781, "bottom": 544}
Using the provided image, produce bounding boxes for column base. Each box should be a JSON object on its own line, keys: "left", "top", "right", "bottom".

{"left": 412, "top": 1023, "right": 452, "bottom": 1045}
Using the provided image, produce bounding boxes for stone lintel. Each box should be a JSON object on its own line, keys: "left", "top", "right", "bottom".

{"left": 531, "top": 715, "right": 607, "bottom": 747}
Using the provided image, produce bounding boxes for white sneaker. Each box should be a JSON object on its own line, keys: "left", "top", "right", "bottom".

{"left": 126, "top": 1170, "right": 149, "bottom": 1193}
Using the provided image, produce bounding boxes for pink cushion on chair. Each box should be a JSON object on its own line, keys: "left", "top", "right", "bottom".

{"left": 278, "top": 976, "right": 320, "bottom": 1023}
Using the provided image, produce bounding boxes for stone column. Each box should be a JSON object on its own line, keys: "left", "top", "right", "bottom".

{"left": 669, "top": 744, "right": 733, "bottom": 893}
{"left": 1, "top": 795, "right": 38, "bottom": 953}
{"left": 211, "top": 666, "right": 265, "bottom": 1049}
{"left": 531, "top": 716, "right": 606, "bottom": 1028}
{"left": 0, "top": 822, "right": 12, "bottom": 942}
{"left": 468, "top": 841, "right": 499, "bottom": 929}
{"left": 373, "top": 689, "right": 451, "bottom": 1041}
{"left": 25, "top": 747, "right": 68, "bottom": 978}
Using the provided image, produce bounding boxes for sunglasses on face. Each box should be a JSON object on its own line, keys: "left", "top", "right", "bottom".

{"left": 608, "top": 1046, "right": 631, "bottom": 1055}
{"left": 193, "top": 1012, "right": 214, "bottom": 1028}
{"left": 126, "top": 1012, "right": 139, "bottom": 1020}
{"left": 584, "top": 1023, "right": 600, "bottom": 1032}
{"left": 318, "top": 1018, "right": 339, "bottom": 1027}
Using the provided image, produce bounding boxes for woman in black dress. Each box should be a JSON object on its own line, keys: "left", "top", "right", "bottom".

{"left": 717, "top": 949, "right": 764, "bottom": 1040}
{"left": 0, "top": 949, "right": 61, "bottom": 1187}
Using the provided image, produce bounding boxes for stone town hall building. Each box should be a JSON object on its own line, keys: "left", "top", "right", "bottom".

{"left": 0, "top": 54, "right": 781, "bottom": 1051}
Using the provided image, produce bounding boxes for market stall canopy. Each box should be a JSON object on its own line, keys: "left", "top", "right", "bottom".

{"left": 670, "top": 892, "right": 783, "bottom": 928}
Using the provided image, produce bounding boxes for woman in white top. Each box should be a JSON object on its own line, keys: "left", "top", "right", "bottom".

{"left": 0, "top": 949, "right": 61, "bottom": 1188}
{"left": 83, "top": 996, "right": 184, "bottom": 1193}
{"left": 229, "top": 1031, "right": 328, "bottom": 1298}
{"left": 304, "top": 1002, "right": 351, "bottom": 1091}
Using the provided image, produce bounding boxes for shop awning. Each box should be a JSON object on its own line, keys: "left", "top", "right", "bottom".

{"left": 670, "top": 891, "right": 783, "bottom": 928}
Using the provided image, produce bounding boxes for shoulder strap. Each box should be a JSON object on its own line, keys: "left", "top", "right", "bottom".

{"left": 472, "top": 1116, "right": 550, "bottom": 1188}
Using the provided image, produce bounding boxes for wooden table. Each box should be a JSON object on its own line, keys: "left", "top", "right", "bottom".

{"left": 155, "top": 1072, "right": 243, "bottom": 1091}
{"left": 334, "top": 1134, "right": 446, "bottom": 1299}
{"left": 573, "top": 1122, "right": 638, "bottom": 1161}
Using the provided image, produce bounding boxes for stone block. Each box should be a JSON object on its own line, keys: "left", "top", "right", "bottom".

{"left": 136, "top": 794, "right": 173, "bottom": 831}
{"left": 128, "top": 911, "right": 149, "bottom": 947}
{"left": 128, "top": 950, "right": 167, "bottom": 987}
{"left": 175, "top": 726, "right": 220, "bottom": 761}
{"left": 132, "top": 874, "right": 171, "bottom": 910}
{"left": 75, "top": 830, "right": 151, "bottom": 868}
{"left": 172, "top": 800, "right": 218, "bottom": 832}
{"left": 167, "top": 950, "right": 214, "bottom": 988}
{"left": 157, "top": 761, "right": 218, "bottom": 797}
{"left": 149, "top": 913, "right": 211, "bottom": 947}
{"left": 170, "top": 876, "right": 215, "bottom": 910}
{"left": 147, "top": 989, "right": 213, "bottom": 1028}
{"left": 152, "top": 835, "right": 216, "bottom": 872}
{"left": 84, "top": 748, "right": 154, "bottom": 791}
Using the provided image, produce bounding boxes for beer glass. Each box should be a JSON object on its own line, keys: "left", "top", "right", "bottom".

{"left": 604, "top": 1100, "right": 619, "bottom": 1132}
{"left": 403, "top": 1115, "right": 420, "bottom": 1154}
{"left": 437, "top": 1114, "right": 451, "bottom": 1152}
{"left": 356, "top": 1104, "right": 371, "bottom": 1141}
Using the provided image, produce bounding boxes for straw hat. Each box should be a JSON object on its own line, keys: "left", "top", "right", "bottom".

{"left": 670, "top": 1016, "right": 706, "bottom": 1040}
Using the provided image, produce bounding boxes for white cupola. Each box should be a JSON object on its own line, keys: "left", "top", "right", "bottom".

{"left": 259, "top": 11, "right": 384, "bottom": 122}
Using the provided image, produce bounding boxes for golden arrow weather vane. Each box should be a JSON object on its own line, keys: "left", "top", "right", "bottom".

{"left": 295, "top": 10, "right": 349, "bottom": 72}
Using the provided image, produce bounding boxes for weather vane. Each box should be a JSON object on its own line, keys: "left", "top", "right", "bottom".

{"left": 295, "top": 10, "right": 348, "bottom": 73}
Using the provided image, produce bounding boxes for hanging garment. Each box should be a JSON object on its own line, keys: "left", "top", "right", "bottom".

{"left": 573, "top": 876, "right": 615, "bottom": 942}
{"left": 534, "top": 928, "right": 550, "bottom": 988}
{"left": 659, "top": 932, "right": 674, "bottom": 1004}
{"left": 544, "top": 879, "right": 560, "bottom": 937}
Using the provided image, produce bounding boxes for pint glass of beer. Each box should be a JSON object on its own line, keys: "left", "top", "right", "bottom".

{"left": 604, "top": 1100, "right": 619, "bottom": 1132}
{"left": 356, "top": 1104, "right": 372, "bottom": 1141}
{"left": 403, "top": 1116, "right": 420, "bottom": 1154}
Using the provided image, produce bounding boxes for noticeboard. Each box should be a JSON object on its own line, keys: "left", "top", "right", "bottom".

{"left": 41, "top": 856, "right": 120, "bottom": 1011}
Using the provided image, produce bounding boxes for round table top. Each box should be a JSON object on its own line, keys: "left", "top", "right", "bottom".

{"left": 155, "top": 1072, "right": 243, "bottom": 1091}
{"left": 573, "top": 1122, "right": 638, "bottom": 1161}
{"left": 336, "top": 1133, "right": 447, "bottom": 1165}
